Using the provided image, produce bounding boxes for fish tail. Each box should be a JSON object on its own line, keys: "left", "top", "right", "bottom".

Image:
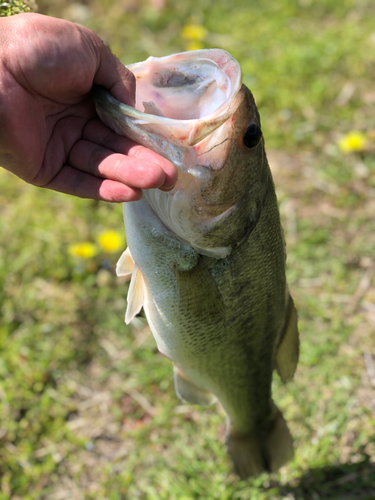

{"left": 226, "top": 404, "right": 293, "bottom": 479}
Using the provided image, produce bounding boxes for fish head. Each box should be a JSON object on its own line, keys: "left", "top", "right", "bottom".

{"left": 93, "top": 49, "right": 270, "bottom": 258}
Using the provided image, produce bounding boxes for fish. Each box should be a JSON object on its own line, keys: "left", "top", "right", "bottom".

{"left": 93, "top": 49, "right": 299, "bottom": 479}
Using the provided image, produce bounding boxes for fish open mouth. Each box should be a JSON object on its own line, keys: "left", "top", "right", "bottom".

{"left": 93, "top": 49, "right": 243, "bottom": 148}
{"left": 129, "top": 49, "right": 242, "bottom": 122}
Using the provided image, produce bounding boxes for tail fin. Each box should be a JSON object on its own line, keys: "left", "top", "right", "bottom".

{"left": 226, "top": 404, "right": 293, "bottom": 479}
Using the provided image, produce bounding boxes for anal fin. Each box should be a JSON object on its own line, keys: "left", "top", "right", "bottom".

{"left": 125, "top": 263, "right": 145, "bottom": 324}
{"left": 275, "top": 295, "right": 299, "bottom": 383}
{"left": 174, "top": 366, "right": 217, "bottom": 407}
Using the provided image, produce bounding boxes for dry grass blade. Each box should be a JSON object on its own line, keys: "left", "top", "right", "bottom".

{"left": 348, "top": 265, "right": 375, "bottom": 314}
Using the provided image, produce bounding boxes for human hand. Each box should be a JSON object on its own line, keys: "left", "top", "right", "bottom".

{"left": 0, "top": 13, "right": 177, "bottom": 201}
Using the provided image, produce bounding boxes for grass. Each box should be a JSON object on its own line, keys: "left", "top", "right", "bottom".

{"left": 1, "top": 0, "right": 375, "bottom": 498}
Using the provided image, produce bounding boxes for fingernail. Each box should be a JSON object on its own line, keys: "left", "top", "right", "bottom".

{"left": 158, "top": 184, "right": 176, "bottom": 192}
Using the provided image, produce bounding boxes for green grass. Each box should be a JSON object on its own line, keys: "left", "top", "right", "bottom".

{"left": 1, "top": 0, "right": 375, "bottom": 498}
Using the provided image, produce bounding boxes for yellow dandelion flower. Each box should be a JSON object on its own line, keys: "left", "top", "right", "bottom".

{"left": 338, "top": 131, "right": 367, "bottom": 153}
{"left": 186, "top": 41, "right": 204, "bottom": 51}
{"left": 181, "top": 24, "right": 207, "bottom": 42}
{"left": 68, "top": 242, "right": 99, "bottom": 259}
{"left": 97, "top": 230, "right": 125, "bottom": 253}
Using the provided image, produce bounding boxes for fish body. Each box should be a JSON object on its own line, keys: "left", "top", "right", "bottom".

{"left": 93, "top": 49, "right": 299, "bottom": 478}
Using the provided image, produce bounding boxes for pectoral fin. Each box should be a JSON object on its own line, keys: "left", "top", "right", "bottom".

{"left": 174, "top": 366, "right": 217, "bottom": 407}
{"left": 275, "top": 296, "right": 299, "bottom": 383}
{"left": 116, "top": 247, "right": 134, "bottom": 277}
{"left": 175, "top": 258, "right": 225, "bottom": 323}
{"left": 125, "top": 263, "right": 145, "bottom": 324}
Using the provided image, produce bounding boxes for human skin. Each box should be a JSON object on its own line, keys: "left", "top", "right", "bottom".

{"left": 0, "top": 13, "right": 177, "bottom": 201}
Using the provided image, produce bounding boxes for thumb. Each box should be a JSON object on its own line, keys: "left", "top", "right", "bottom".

{"left": 84, "top": 28, "right": 136, "bottom": 107}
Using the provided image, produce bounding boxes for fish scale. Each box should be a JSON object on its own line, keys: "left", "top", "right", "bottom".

{"left": 94, "top": 48, "right": 299, "bottom": 478}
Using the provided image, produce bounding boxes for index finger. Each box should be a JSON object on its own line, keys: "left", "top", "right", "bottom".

{"left": 82, "top": 119, "right": 178, "bottom": 191}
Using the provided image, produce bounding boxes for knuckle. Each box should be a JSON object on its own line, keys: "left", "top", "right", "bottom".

{"left": 82, "top": 118, "right": 98, "bottom": 140}
{"left": 88, "top": 146, "right": 106, "bottom": 174}
{"left": 102, "top": 129, "right": 117, "bottom": 150}
{"left": 131, "top": 145, "right": 144, "bottom": 159}
{"left": 73, "top": 171, "right": 86, "bottom": 197}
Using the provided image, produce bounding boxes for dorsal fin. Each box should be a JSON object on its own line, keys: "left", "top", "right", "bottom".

{"left": 125, "top": 263, "right": 145, "bottom": 324}
{"left": 116, "top": 247, "right": 134, "bottom": 277}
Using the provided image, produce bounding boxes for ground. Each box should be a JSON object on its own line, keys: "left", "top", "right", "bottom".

{"left": 0, "top": 0, "right": 374, "bottom": 498}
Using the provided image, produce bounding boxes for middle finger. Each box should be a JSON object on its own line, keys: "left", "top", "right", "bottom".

{"left": 68, "top": 138, "right": 168, "bottom": 190}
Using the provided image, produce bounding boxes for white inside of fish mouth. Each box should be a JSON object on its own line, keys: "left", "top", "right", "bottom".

{"left": 132, "top": 59, "right": 232, "bottom": 121}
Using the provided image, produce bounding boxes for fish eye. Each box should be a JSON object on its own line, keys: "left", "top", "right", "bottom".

{"left": 243, "top": 123, "right": 262, "bottom": 149}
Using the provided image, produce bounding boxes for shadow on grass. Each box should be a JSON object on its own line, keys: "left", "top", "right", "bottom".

{"left": 270, "top": 455, "right": 375, "bottom": 500}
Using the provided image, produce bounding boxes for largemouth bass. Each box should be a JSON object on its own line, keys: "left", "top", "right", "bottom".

{"left": 93, "top": 49, "right": 299, "bottom": 479}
